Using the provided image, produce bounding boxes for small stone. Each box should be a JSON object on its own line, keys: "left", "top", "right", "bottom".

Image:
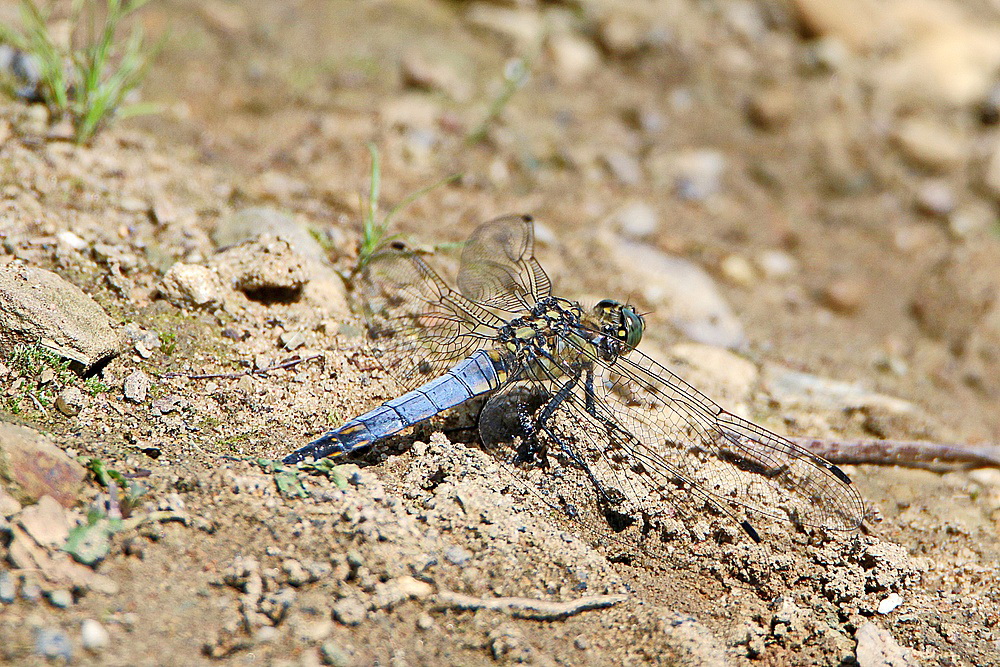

{"left": 280, "top": 330, "right": 307, "bottom": 351}
{"left": 602, "top": 150, "right": 643, "bottom": 186}
{"left": 401, "top": 52, "right": 469, "bottom": 101}
{"left": 373, "top": 576, "right": 434, "bottom": 610}
{"left": 877, "top": 592, "right": 904, "bottom": 615}
{"left": 17, "top": 495, "right": 70, "bottom": 547}
{"left": 719, "top": 254, "right": 755, "bottom": 287}
{"left": 34, "top": 627, "right": 73, "bottom": 661}
{"left": 547, "top": 33, "right": 600, "bottom": 85}
{"left": 947, "top": 202, "right": 994, "bottom": 239}
{"left": 757, "top": 250, "right": 797, "bottom": 279}
{"left": 789, "top": 0, "right": 888, "bottom": 52}
{"left": 747, "top": 87, "right": 796, "bottom": 129}
{"left": 914, "top": 180, "right": 954, "bottom": 218}
{"left": 0, "top": 570, "right": 17, "bottom": 603}
{"left": 444, "top": 545, "right": 472, "bottom": 566}
{"left": 210, "top": 235, "right": 307, "bottom": 301}
{"left": 822, "top": 279, "right": 865, "bottom": 314}
{"left": 159, "top": 263, "right": 227, "bottom": 309}
{"left": 151, "top": 395, "right": 183, "bottom": 414}
{"left": 894, "top": 118, "right": 967, "bottom": 172}
{"left": 81, "top": 619, "right": 110, "bottom": 652}
{"left": 47, "top": 589, "right": 73, "bottom": 608}
{"left": 123, "top": 370, "right": 150, "bottom": 403}
{"left": 612, "top": 201, "right": 658, "bottom": 240}
{"left": 596, "top": 13, "right": 652, "bottom": 58}
{"left": 56, "top": 231, "right": 88, "bottom": 250}
{"left": 320, "top": 642, "right": 351, "bottom": 667}
{"left": 55, "top": 386, "right": 87, "bottom": 416}
{"left": 416, "top": 614, "right": 434, "bottom": 631}
{"left": 674, "top": 149, "right": 726, "bottom": 201}
{"left": 332, "top": 597, "right": 367, "bottom": 626}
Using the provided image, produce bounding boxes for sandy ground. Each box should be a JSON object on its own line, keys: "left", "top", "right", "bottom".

{"left": 2, "top": 0, "right": 1000, "bottom": 665}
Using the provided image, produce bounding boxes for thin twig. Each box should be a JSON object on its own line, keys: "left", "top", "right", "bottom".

{"left": 792, "top": 437, "right": 1000, "bottom": 472}
{"left": 161, "top": 355, "right": 322, "bottom": 380}
{"left": 433, "top": 590, "right": 627, "bottom": 620}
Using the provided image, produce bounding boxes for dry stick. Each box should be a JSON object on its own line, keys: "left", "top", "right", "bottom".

{"left": 792, "top": 437, "right": 1000, "bottom": 472}
{"left": 161, "top": 354, "right": 322, "bottom": 380}
{"left": 434, "top": 591, "right": 627, "bottom": 620}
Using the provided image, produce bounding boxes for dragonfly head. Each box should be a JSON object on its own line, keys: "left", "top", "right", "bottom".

{"left": 592, "top": 299, "right": 645, "bottom": 352}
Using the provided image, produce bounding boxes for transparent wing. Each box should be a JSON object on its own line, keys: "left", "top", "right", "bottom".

{"left": 481, "top": 338, "right": 865, "bottom": 537}
{"left": 357, "top": 242, "right": 505, "bottom": 391}
{"left": 567, "top": 340, "right": 866, "bottom": 532}
{"left": 457, "top": 214, "right": 552, "bottom": 313}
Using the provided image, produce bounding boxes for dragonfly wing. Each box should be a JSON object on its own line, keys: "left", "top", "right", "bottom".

{"left": 358, "top": 242, "right": 505, "bottom": 391}
{"left": 457, "top": 214, "right": 552, "bottom": 313}
{"left": 572, "top": 342, "right": 866, "bottom": 532}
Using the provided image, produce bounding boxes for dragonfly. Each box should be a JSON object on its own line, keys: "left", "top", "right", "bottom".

{"left": 282, "top": 214, "right": 865, "bottom": 543}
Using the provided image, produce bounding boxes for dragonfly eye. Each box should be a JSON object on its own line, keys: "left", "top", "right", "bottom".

{"left": 620, "top": 305, "right": 645, "bottom": 350}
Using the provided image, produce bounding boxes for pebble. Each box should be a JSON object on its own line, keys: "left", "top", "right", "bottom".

{"left": 210, "top": 235, "right": 307, "bottom": 300}
{"left": 444, "top": 545, "right": 472, "bottom": 566}
{"left": 17, "top": 495, "right": 70, "bottom": 547}
{"left": 612, "top": 201, "right": 658, "bottom": 240}
{"left": 320, "top": 642, "right": 351, "bottom": 667}
{"left": 596, "top": 13, "right": 652, "bottom": 58}
{"left": 47, "top": 589, "right": 73, "bottom": 608}
{"left": 719, "top": 254, "right": 756, "bottom": 287}
{"left": 55, "top": 386, "right": 87, "bottom": 416}
{"left": 547, "top": 33, "right": 600, "bottom": 85}
{"left": 948, "top": 202, "right": 993, "bottom": 239}
{"left": 877, "top": 592, "right": 904, "bottom": 615}
{"left": 674, "top": 149, "right": 726, "bottom": 201}
{"left": 747, "top": 87, "right": 796, "bottom": 129}
{"left": 79, "top": 619, "right": 110, "bottom": 652}
{"left": 822, "top": 278, "right": 865, "bottom": 314}
{"left": 756, "top": 250, "right": 797, "bottom": 279}
{"left": 855, "top": 622, "right": 915, "bottom": 667}
{"left": 332, "top": 597, "right": 367, "bottom": 626}
{"left": 34, "top": 627, "right": 73, "bottom": 661}
{"left": 159, "top": 262, "right": 226, "bottom": 308}
{"left": 280, "top": 330, "right": 307, "bottom": 351}
{"left": 602, "top": 150, "right": 643, "bottom": 186}
{"left": 56, "top": 230, "right": 88, "bottom": 250}
{"left": 401, "top": 51, "right": 470, "bottom": 101}
{"left": 123, "top": 370, "right": 150, "bottom": 403}
{"left": 893, "top": 118, "right": 966, "bottom": 172}
{"left": 789, "top": 0, "right": 887, "bottom": 52}
{"left": 914, "top": 180, "right": 954, "bottom": 217}
{"left": 0, "top": 570, "right": 16, "bottom": 603}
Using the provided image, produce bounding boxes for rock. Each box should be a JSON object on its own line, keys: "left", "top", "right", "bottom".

{"left": 0, "top": 422, "right": 85, "bottom": 506}
{"left": 605, "top": 239, "right": 746, "bottom": 349}
{"left": 0, "top": 570, "right": 16, "bottom": 603}
{"left": 34, "top": 627, "right": 73, "bottom": 662}
{"left": 822, "top": 278, "right": 866, "bottom": 314}
{"left": 877, "top": 593, "right": 904, "bottom": 615}
{"left": 332, "top": 597, "right": 367, "bottom": 626}
{"left": 159, "top": 263, "right": 227, "bottom": 308}
{"left": 893, "top": 118, "right": 967, "bottom": 172}
{"left": 947, "top": 202, "right": 994, "bottom": 239}
{"left": 719, "top": 254, "right": 755, "bottom": 287}
{"left": 756, "top": 250, "right": 797, "bottom": 280}
{"left": 444, "top": 545, "right": 472, "bottom": 566}
{"left": 123, "top": 370, "right": 150, "bottom": 403}
{"left": 81, "top": 619, "right": 110, "bottom": 652}
{"left": 747, "top": 86, "right": 796, "bottom": 129}
{"left": 17, "top": 495, "right": 70, "bottom": 547}
{"left": 602, "top": 150, "right": 643, "bottom": 186}
{"left": 855, "top": 622, "right": 917, "bottom": 667}
{"left": 763, "top": 366, "right": 918, "bottom": 416}
{"left": 56, "top": 230, "right": 88, "bottom": 250}
{"left": 372, "top": 576, "right": 434, "bottom": 610}
{"left": 212, "top": 207, "right": 329, "bottom": 264}
{"left": 790, "top": 0, "right": 890, "bottom": 52}
{"left": 320, "top": 642, "right": 351, "bottom": 667}
{"left": 658, "top": 613, "right": 729, "bottom": 667}
{"left": 210, "top": 235, "right": 307, "bottom": 301}
{"left": 596, "top": 12, "right": 658, "bottom": 58}
{"left": 0, "top": 488, "right": 22, "bottom": 516}
{"left": 547, "top": 33, "right": 600, "bottom": 85}
{"left": 279, "top": 330, "right": 306, "bottom": 351}
{"left": 400, "top": 52, "right": 470, "bottom": 101}
{"left": 47, "top": 588, "right": 73, "bottom": 608}
{"left": 464, "top": 5, "right": 544, "bottom": 46}
{"left": 612, "top": 201, "right": 658, "bottom": 240}
{"left": 55, "top": 386, "right": 87, "bottom": 416}
{"left": 914, "top": 180, "right": 954, "bottom": 217}
{"left": 0, "top": 263, "right": 123, "bottom": 373}
{"left": 673, "top": 149, "right": 726, "bottom": 201}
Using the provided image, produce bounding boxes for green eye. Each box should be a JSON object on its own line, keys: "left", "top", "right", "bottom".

{"left": 621, "top": 306, "right": 644, "bottom": 350}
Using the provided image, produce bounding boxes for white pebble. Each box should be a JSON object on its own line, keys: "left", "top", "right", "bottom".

{"left": 876, "top": 592, "right": 903, "bottom": 615}
{"left": 81, "top": 619, "right": 110, "bottom": 652}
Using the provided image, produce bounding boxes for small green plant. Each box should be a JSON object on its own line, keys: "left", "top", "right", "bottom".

{"left": 2, "top": 344, "right": 73, "bottom": 413}
{"left": 355, "top": 143, "right": 460, "bottom": 274}
{"left": 158, "top": 330, "right": 176, "bottom": 356}
{"left": 0, "top": 0, "right": 162, "bottom": 143}
{"left": 83, "top": 376, "right": 110, "bottom": 395}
